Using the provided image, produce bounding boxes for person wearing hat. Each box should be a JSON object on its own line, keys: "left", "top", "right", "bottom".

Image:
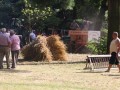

{"left": 10, "top": 30, "right": 20, "bottom": 68}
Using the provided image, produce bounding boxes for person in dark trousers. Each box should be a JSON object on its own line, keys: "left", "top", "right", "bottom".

{"left": 10, "top": 30, "right": 20, "bottom": 68}
{"left": 106, "top": 32, "right": 120, "bottom": 72}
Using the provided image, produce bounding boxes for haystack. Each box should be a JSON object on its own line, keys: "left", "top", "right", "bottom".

{"left": 47, "top": 35, "right": 68, "bottom": 61}
{"left": 21, "top": 35, "right": 52, "bottom": 62}
{"left": 21, "top": 44, "right": 35, "bottom": 60}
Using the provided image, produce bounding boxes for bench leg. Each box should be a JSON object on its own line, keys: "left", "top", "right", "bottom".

{"left": 84, "top": 59, "right": 88, "bottom": 69}
{"left": 89, "top": 58, "right": 94, "bottom": 71}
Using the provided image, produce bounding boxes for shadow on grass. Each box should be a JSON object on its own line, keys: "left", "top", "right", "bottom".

{"left": 17, "top": 59, "right": 86, "bottom": 65}
{"left": 101, "top": 73, "right": 120, "bottom": 76}
{"left": 0, "top": 69, "right": 31, "bottom": 73}
{"left": 108, "top": 74, "right": 120, "bottom": 76}
{"left": 76, "top": 68, "right": 106, "bottom": 73}
{"left": 101, "top": 73, "right": 120, "bottom": 79}
{"left": 75, "top": 71, "right": 105, "bottom": 73}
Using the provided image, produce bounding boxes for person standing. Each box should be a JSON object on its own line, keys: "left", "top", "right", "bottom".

{"left": 29, "top": 30, "right": 36, "bottom": 42}
{"left": 0, "top": 28, "right": 11, "bottom": 69}
{"left": 10, "top": 30, "right": 20, "bottom": 68}
{"left": 106, "top": 32, "right": 120, "bottom": 72}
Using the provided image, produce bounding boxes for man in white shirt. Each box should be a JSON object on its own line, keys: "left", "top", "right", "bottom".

{"left": 106, "top": 32, "right": 120, "bottom": 72}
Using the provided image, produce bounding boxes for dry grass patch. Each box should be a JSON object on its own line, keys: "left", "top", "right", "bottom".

{"left": 0, "top": 62, "right": 120, "bottom": 90}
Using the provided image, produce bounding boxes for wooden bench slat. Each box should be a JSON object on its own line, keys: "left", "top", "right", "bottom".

{"left": 87, "top": 54, "right": 120, "bottom": 58}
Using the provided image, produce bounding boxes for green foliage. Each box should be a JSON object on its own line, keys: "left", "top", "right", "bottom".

{"left": 22, "top": 6, "right": 53, "bottom": 21}
{"left": 61, "top": 0, "right": 75, "bottom": 10}
{"left": 31, "top": 0, "right": 75, "bottom": 10}
{"left": 0, "top": 0, "right": 107, "bottom": 32}
{"left": 75, "top": 19, "right": 83, "bottom": 22}
{"left": 44, "top": 16, "right": 61, "bottom": 28}
{"left": 30, "top": 0, "right": 58, "bottom": 7}
{"left": 0, "top": 0, "right": 13, "bottom": 27}
{"left": 21, "top": 0, "right": 53, "bottom": 30}
{"left": 87, "top": 29, "right": 108, "bottom": 54}
{"left": 75, "top": 0, "right": 102, "bottom": 19}
{"left": 21, "top": 0, "right": 75, "bottom": 30}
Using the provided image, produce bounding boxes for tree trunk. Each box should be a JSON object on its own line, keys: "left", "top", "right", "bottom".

{"left": 107, "top": 0, "right": 120, "bottom": 53}
{"left": 94, "top": 0, "right": 107, "bottom": 31}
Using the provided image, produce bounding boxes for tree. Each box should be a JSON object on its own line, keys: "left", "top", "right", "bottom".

{"left": 94, "top": 0, "right": 108, "bottom": 30}
{"left": 70, "top": 0, "right": 108, "bottom": 30}
{"left": 21, "top": 0, "right": 53, "bottom": 31}
{"left": 0, "top": 0, "right": 24, "bottom": 28}
{"left": 107, "top": 0, "right": 120, "bottom": 53}
{"left": 0, "top": 0, "right": 13, "bottom": 28}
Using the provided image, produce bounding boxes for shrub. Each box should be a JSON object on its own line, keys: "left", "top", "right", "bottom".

{"left": 87, "top": 29, "right": 108, "bottom": 54}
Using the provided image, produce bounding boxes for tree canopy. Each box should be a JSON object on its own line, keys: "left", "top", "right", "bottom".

{"left": 0, "top": 0, "right": 108, "bottom": 31}
{"left": 0, "top": 0, "right": 120, "bottom": 54}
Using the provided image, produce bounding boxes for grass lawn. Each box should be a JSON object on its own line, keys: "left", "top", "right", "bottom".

{"left": 0, "top": 54, "right": 120, "bottom": 90}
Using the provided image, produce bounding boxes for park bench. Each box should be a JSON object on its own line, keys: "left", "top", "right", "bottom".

{"left": 85, "top": 55, "right": 119, "bottom": 71}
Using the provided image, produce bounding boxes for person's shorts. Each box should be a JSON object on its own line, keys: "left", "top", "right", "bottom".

{"left": 109, "top": 52, "right": 119, "bottom": 65}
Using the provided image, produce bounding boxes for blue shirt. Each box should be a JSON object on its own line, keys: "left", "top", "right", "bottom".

{"left": 29, "top": 32, "right": 36, "bottom": 40}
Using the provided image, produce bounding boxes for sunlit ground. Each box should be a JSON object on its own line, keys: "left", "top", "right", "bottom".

{"left": 0, "top": 54, "right": 120, "bottom": 90}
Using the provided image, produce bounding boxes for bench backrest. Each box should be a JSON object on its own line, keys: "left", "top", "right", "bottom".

{"left": 86, "top": 55, "right": 119, "bottom": 70}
